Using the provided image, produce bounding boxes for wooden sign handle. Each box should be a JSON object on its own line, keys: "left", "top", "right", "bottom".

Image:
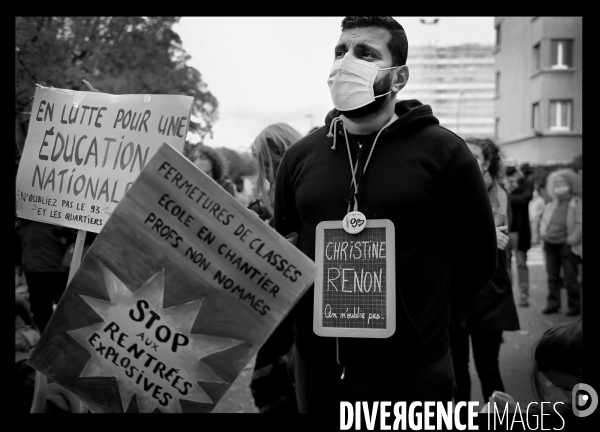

{"left": 67, "top": 229, "right": 87, "bottom": 285}
{"left": 67, "top": 229, "right": 88, "bottom": 412}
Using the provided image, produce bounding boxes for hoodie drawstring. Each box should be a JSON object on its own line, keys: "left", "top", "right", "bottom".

{"left": 327, "top": 116, "right": 343, "bottom": 150}
{"left": 330, "top": 114, "right": 395, "bottom": 381}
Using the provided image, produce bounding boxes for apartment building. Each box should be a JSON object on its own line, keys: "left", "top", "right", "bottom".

{"left": 493, "top": 17, "right": 582, "bottom": 164}
{"left": 400, "top": 44, "right": 495, "bottom": 139}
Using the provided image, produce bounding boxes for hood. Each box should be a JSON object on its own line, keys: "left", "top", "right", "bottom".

{"left": 324, "top": 99, "right": 439, "bottom": 140}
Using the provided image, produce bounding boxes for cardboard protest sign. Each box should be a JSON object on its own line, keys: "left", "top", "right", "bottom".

{"left": 313, "top": 220, "right": 396, "bottom": 338}
{"left": 28, "top": 143, "right": 317, "bottom": 413}
{"left": 15, "top": 86, "right": 193, "bottom": 233}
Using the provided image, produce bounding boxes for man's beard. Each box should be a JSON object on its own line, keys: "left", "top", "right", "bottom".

{"left": 339, "top": 72, "right": 393, "bottom": 119}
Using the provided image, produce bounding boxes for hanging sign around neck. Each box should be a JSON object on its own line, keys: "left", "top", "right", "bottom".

{"left": 313, "top": 219, "right": 396, "bottom": 338}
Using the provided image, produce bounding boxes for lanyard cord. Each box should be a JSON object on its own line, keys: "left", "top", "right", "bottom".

{"left": 342, "top": 116, "right": 395, "bottom": 213}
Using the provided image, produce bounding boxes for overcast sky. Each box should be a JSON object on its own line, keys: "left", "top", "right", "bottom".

{"left": 175, "top": 17, "right": 496, "bottom": 151}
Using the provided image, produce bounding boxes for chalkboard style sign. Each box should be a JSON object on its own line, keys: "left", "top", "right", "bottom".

{"left": 313, "top": 219, "right": 395, "bottom": 338}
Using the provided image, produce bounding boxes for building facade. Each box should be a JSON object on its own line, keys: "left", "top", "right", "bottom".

{"left": 400, "top": 44, "right": 495, "bottom": 139}
{"left": 493, "top": 17, "right": 582, "bottom": 164}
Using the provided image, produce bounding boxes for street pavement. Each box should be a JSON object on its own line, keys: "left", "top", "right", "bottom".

{"left": 214, "top": 244, "right": 581, "bottom": 413}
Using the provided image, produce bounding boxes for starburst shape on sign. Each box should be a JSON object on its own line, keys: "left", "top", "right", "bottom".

{"left": 68, "top": 265, "right": 244, "bottom": 413}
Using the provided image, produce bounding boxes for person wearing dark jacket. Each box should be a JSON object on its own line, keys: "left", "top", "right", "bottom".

{"left": 505, "top": 165, "right": 534, "bottom": 307}
{"left": 274, "top": 16, "right": 497, "bottom": 413}
{"left": 18, "top": 219, "right": 70, "bottom": 333}
{"left": 450, "top": 138, "right": 520, "bottom": 404}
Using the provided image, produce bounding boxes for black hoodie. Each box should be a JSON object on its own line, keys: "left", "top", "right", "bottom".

{"left": 274, "top": 100, "right": 497, "bottom": 368}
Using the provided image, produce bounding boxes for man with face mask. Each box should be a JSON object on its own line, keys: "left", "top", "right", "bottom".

{"left": 274, "top": 17, "right": 497, "bottom": 413}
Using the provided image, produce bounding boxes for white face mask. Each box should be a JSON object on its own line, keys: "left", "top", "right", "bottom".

{"left": 327, "top": 53, "right": 398, "bottom": 111}
{"left": 554, "top": 185, "right": 569, "bottom": 196}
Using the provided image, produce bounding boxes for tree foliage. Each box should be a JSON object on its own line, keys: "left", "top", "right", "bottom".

{"left": 15, "top": 16, "right": 218, "bottom": 157}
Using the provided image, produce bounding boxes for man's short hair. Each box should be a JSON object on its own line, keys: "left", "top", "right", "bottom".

{"left": 341, "top": 16, "right": 408, "bottom": 67}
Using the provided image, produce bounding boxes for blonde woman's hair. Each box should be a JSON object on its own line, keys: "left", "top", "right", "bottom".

{"left": 545, "top": 168, "right": 582, "bottom": 200}
{"left": 252, "top": 123, "right": 302, "bottom": 214}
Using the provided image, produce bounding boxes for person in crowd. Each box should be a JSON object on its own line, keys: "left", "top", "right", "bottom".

{"left": 273, "top": 16, "right": 497, "bottom": 413}
{"left": 15, "top": 280, "right": 39, "bottom": 359}
{"left": 519, "top": 162, "right": 535, "bottom": 182}
{"left": 570, "top": 153, "right": 582, "bottom": 176}
{"left": 247, "top": 123, "right": 303, "bottom": 225}
{"left": 450, "top": 138, "right": 520, "bottom": 404}
{"left": 188, "top": 144, "right": 237, "bottom": 196}
{"left": 18, "top": 219, "right": 70, "bottom": 333}
{"left": 246, "top": 123, "right": 302, "bottom": 413}
{"left": 15, "top": 220, "right": 34, "bottom": 342}
{"left": 530, "top": 167, "right": 555, "bottom": 243}
{"left": 538, "top": 168, "right": 582, "bottom": 316}
{"left": 505, "top": 164, "right": 534, "bottom": 307}
{"left": 530, "top": 186, "right": 547, "bottom": 245}
{"left": 481, "top": 320, "right": 582, "bottom": 423}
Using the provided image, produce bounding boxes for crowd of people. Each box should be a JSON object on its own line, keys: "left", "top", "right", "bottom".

{"left": 15, "top": 16, "right": 583, "bottom": 418}
{"left": 450, "top": 138, "right": 520, "bottom": 406}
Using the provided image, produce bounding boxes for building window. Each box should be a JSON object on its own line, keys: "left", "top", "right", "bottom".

{"left": 495, "top": 23, "right": 501, "bottom": 47}
{"left": 533, "top": 43, "right": 541, "bottom": 71}
{"left": 495, "top": 72, "right": 500, "bottom": 95}
{"left": 549, "top": 100, "right": 572, "bottom": 131}
{"left": 551, "top": 40, "right": 572, "bottom": 69}
{"left": 532, "top": 102, "right": 540, "bottom": 130}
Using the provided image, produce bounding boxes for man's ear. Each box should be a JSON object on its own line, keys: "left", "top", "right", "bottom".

{"left": 392, "top": 65, "right": 409, "bottom": 93}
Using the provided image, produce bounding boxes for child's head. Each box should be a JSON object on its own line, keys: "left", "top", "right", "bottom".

{"left": 532, "top": 320, "right": 582, "bottom": 402}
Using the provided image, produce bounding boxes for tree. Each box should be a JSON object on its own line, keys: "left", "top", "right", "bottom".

{"left": 15, "top": 16, "right": 218, "bottom": 157}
